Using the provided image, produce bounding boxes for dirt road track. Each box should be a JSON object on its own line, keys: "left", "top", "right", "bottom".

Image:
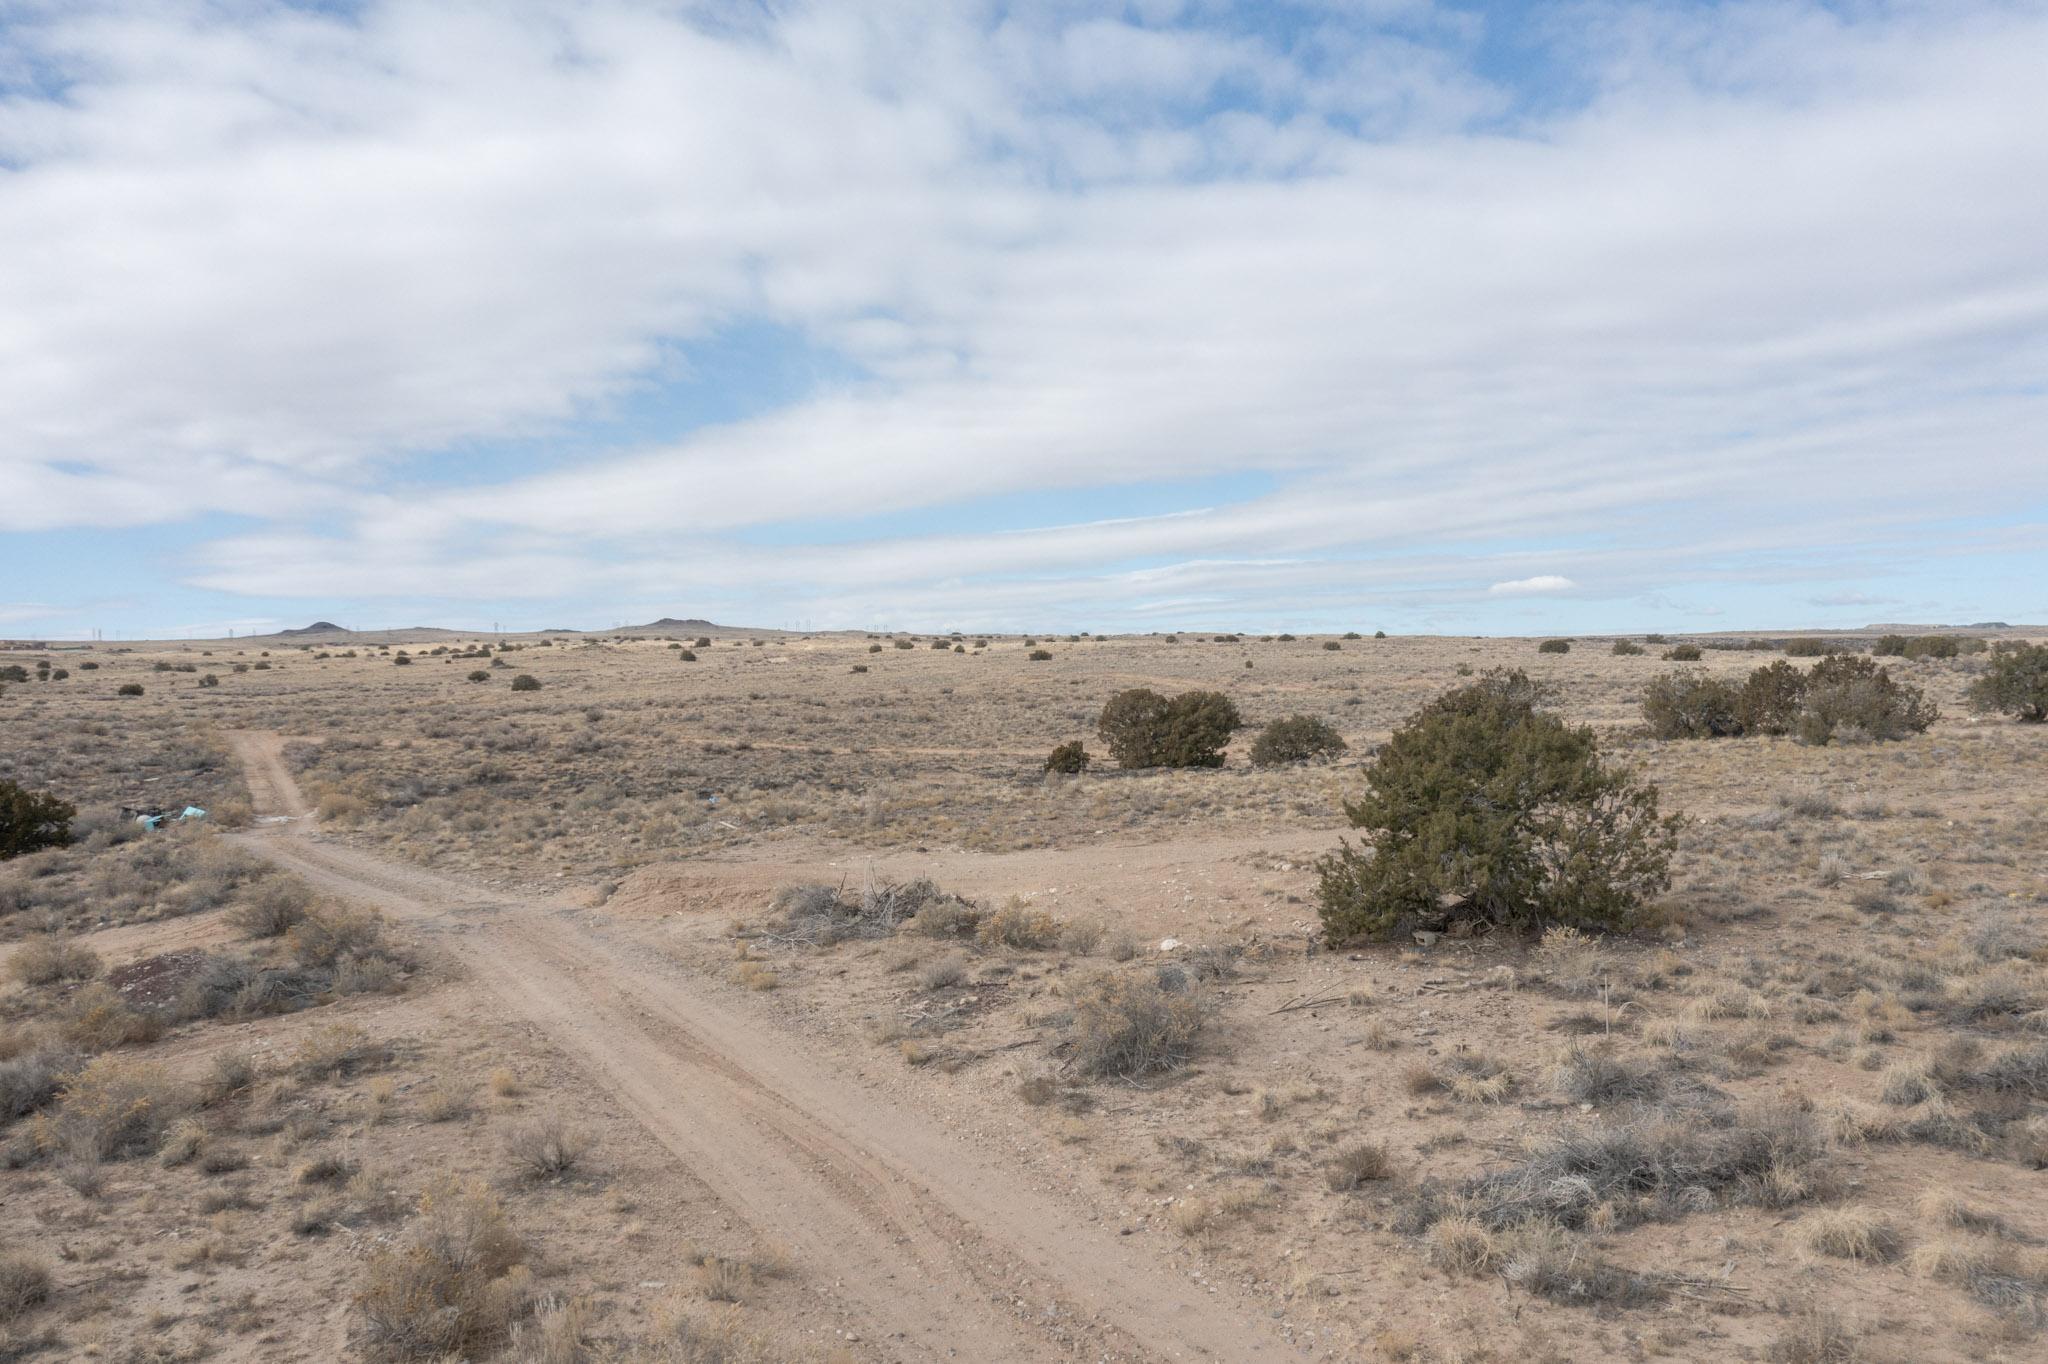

{"left": 226, "top": 731, "right": 1297, "bottom": 1363}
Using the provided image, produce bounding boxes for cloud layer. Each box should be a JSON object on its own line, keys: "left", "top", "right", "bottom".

{"left": 2, "top": 0, "right": 2043, "bottom": 631}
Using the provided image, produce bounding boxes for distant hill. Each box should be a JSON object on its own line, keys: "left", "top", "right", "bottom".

{"left": 277, "top": 621, "right": 345, "bottom": 636}
{"left": 622, "top": 617, "right": 720, "bottom": 633}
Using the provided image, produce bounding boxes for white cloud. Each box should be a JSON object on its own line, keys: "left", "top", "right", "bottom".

{"left": 1, "top": 0, "right": 2043, "bottom": 627}
{"left": 1489, "top": 576, "right": 1577, "bottom": 596}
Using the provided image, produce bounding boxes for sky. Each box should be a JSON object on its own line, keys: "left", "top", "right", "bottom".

{"left": 1, "top": 0, "right": 2044, "bottom": 639}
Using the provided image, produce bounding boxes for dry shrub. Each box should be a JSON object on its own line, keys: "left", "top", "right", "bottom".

{"left": 1548, "top": 1044, "right": 1666, "bottom": 1105}
{"left": 976, "top": 900, "right": 1062, "bottom": 950}
{"left": 198, "top": 1051, "right": 256, "bottom": 1106}
{"left": 1422, "top": 1102, "right": 1828, "bottom": 1234}
{"left": 0, "top": 1253, "right": 53, "bottom": 1323}
{"left": 4, "top": 936, "right": 101, "bottom": 987}
{"left": 1058, "top": 917, "right": 1105, "bottom": 954}
{"left": 289, "top": 905, "right": 390, "bottom": 968}
{"left": 1068, "top": 971, "right": 1206, "bottom": 1078}
{"left": 1796, "top": 1207, "right": 1902, "bottom": 1263}
{"left": 355, "top": 1177, "right": 530, "bottom": 1360}
{"left": 1908, "top": 1234, "right": 2048, "bottom": 1318}
{"left": 36, "top": 1055, "right": 191, "bottom": 1161}
{"left": 505, "top": 1118, "right": 593, "bottom": 1182}
{"left": 227, "top": 878, "right": 312, "bottom": 938}
{"left": 917, "top": 954, "right": 968, "bottom": 991}
{"left": 157, "top": 1116, "right": 208, "bottom": 1167}
{"left": 0, "top": 1045, "right": 82, "bottom": 1122}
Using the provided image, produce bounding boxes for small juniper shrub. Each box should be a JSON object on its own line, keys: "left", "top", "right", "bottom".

{"left": 1096, "top": 689, "right": 1243, "bottom": 769}
{"left": 1248, "top": 715, "right": 1347, "bottom": 767}
{"left": 1318, "top": 670, "right": 1677, "bottom": 942}
{"left": 1043, "top": 741, "right": 1090, "bottom": 774}
{"left": 1967, "top": 641, "right": 2048, "bottom": 723}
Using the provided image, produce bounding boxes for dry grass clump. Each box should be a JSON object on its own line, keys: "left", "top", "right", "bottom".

{"left": 505, "top": 1117, "right": 594, "bottom": 1182}
{"left": 355, "top": 1177, "right": 531, "bottom": 1360}
{"left": 917, "top": 954, "right": 969, "bottom": 991}
{"left": 1943, "top": 962, "right": 2044, "bottom": 1025}
{"left": 0, "top": 1252, "right": 54, "bottom": 1323}
{"left": 1908, "top": 1234, "right": 2048, "bottom": 1318}
{"left": 1548, "top": 1044, "right": 1666, "bottom": 1105}
{"left": 1324, "top": 1141, "right": 1394, "bottom": 1191}
{"left": 1768, "top": 1307, "right": 1857, "bottom": 1364}
{"left": 1415, "top": 1103, "right": 1828, "bottom": 1237}
{"left": 4, "top": 935, "right": 101, "bottom": 986}
{"left": 1067, "top": 970, "right": 1207, "bottom": 1078}
{"left": 975, "top": 900, "right": 1062, "bottom": 950}
{"left": 1443, "top": 1052, "right": 1516, "bottom": 1104}
{"left": 291, "top": 1023, "right": 393, "bottom": 1081}
{"left": 1796, "top": 1207, "right": 1903, "bottom": 1263}
{"left": 34, "top": 1055, "right": 192, "bottom": 1162}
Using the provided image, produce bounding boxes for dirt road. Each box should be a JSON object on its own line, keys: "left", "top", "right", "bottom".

{"left": 226, "top": 731, "right": 1296, "bottom": 1363}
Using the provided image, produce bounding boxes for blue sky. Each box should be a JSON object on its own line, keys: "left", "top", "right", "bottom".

{"left": 2, "top": 0, "right": 2044, "bottom": 638}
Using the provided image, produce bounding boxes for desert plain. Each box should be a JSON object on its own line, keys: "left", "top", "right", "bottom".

{"left": 2, "top": 623, "right": 2045, "bottom": 1364}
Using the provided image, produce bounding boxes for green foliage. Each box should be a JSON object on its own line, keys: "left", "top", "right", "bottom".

{"left": 116, "top": 682, "right": 143, "bottom": 696}
{"left": 1536, "top": 639, "right": 1571, "bottom": 654}
{"left": 1966, "top": 642, "right": 2048, "bottom": 723}
{"left": 1095, "top": 688, "right": 1243, "bottom": 768}
{"left": 1316, "top": 670, "right": 1677, "bottom": 943}
{"left": 1874, "top": 634, "right": 1982, "bottom": 660}
{"left": 1610, "top": 640, "right": 1645, "bottom": 656}
{"left": 1248, "top": 715, "right": 1348, "bottom": 767}
{"left": 466, "top": 670, "right": 489, "bottom": 682}
{"left": 1795, "top": 654, "right": 1936, "bottom": 744}
{"left": 508, "top": 674, "right": 541, "bottom": 692}
{"left": 1028, "top": 648, "right": 1053, "bottom": 661}
{"left": 1639, "top": 672, "right": 1741, "bottom": 739}
{"left": 1662, "top": 644, "right": 1702, "bottom": 661}
{"left": 1735, "top": 660, "right": 1807, "bottom": 734}
{"left": 1781, "top": 638, "right": 1834, "bottom": 657}
{"left": 1043, "top": 740, "right": 1091, "bottom": 774}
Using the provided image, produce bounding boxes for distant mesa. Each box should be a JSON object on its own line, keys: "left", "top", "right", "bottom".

{"left": 628, "top": 617, "right": 719, "bottom": 632}
{"left": 278, "top": 621, "right": 345, "bottom": 635}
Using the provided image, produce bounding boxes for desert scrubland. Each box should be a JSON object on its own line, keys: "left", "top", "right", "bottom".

{"left": 3, "top": 625, "right": 2046, "bottom": 1363}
